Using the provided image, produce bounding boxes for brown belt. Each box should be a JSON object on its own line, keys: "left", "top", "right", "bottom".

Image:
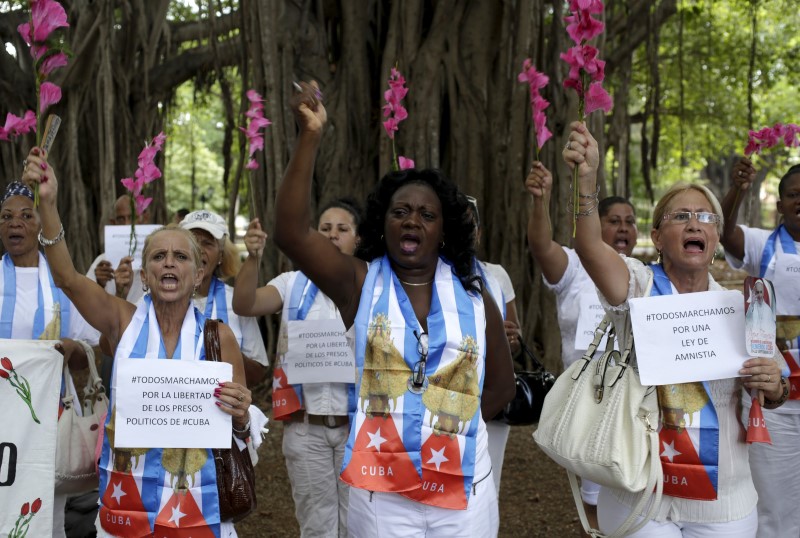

{"left": 288, "top": 411, "right": 349, "bottom": 429}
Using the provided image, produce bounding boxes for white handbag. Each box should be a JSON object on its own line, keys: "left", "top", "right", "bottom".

{"left": 533, "top": 311, "right": 662, "bottom": 538}
{"left": 54, "top": 342, "right": 108, "bottom": 494}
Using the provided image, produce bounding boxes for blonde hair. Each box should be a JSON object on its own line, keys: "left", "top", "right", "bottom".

{"left": 217, "top": 237, "right": 242, "bottom": 280}
{"left": 652, "top": 183, "right": 724, "bottom": 236}
{"left": 141, "top": 224, "right": 203, "bottom": 274}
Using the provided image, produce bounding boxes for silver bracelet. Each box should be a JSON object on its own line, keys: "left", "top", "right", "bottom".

{"left": 38, "top": 225, "right": 64, "bottom": 247}
{"left": 578, "top": 185, "right": 601, "bottom": 199}
{"left": 232, "top": 420, "right": 251, "bottom": 434}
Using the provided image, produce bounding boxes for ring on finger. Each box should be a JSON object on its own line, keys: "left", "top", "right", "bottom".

{"left": 564, "top": 141, "right": 571, "bottom": 151}
{"left": 767, "top": 375, "right": 771, "bottom": 383}
{"left": 738, "top": 170, "right": 743, "bottom": 177}
{"left": 237, "top": 393, "right": 244, "bottom": 402}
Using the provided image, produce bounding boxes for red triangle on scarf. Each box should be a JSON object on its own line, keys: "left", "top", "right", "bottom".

{"left": 272, "top": 366, "right": 302, "bottom": 419}
{"left": 400, "top": 432, "right": 468, "bottom": 509}
{"left": 340, "top": 415, "right": 420, "bottom": 492}
{"left": 746, "top": 396, "right": 772, "bottom": 444}
{"left": 659, "top": 427, "right": 718, "bottom": 500}
{"left": 154, "top": 490, "right": 216, "bottom": 538}
{"left": 99, "top": 471, "right": 152, "bottom": 537}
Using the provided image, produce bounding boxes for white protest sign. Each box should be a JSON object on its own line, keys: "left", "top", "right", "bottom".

{"left": 575, "top": 292, "right": 612, "bottom": 351}
{"left": 114, "top": 359, "right": 232, "bottom": 449}
{"left": 284, "top": 319, "right": 356, "bottom": 384}
{"left": 629, "top": 290, "right": 749, "bottom": 385}
{"left": 0, "top": 339, "right": 62, "bottom": 538}
{"left": 105, "top": 224, "right": 162, "bottom": 271}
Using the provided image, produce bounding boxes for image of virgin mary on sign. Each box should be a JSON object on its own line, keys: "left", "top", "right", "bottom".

{"left": 745, "top": 276, "right": 776, "bottom": 358}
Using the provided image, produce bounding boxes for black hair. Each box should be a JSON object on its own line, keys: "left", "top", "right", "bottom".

{"left": 355, "top": 168, "right": 481, "bottom": 293}
{"left": 598, "top": 196, "right": 635, "bottom": 218}
{"left": 778, "top": 165, "right": 800, "bottom": 198}
{"left": 175, "top": 208, "right": 190, "bottom": 219}
{"left": 319, "top": 196, "right": 364, "bottom": 228}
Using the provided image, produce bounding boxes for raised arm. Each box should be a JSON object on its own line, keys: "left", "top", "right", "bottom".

{"left": 273, "top": 82, "right": 366, "bottom": 326}
{"left": 22, "top": 148, "right": 134, "bottom": 344}
{"left": 232, "top": 218, "right": 284, "bottom": 316}
{"left": 565, "top": 122, "right": 630, "bottom": 306}
{"left": 720, "top": 156, "right": 756, "bottom": 261}
{"left": 525, "top": 161, "right": 569, "bottom": 284}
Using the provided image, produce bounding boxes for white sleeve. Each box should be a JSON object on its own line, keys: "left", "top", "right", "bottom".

{"left": 723, "top": 225, "right": 771, "bottom": 276}
{"left": 238, "top": 315, "right": 269, "bottom": 366}
{"left": 266, "top": 271, "right": 293, "bottom": 302}
{"left": 542, "top": 246, "right": 579, "bottom": 295}
{"left": 492, "top": 264, "right": 516, "bottom": 302}
{"left": 67, "top": 301, "right": 101, "bottom": 346}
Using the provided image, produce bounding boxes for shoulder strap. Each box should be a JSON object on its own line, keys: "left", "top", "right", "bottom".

{"left": 204, "top": 319, "right": 222, "bottom": 363}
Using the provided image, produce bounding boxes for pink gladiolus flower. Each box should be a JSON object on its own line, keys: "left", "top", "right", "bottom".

{"left": 744, "top": 122, "right": 800, "bottom": 156}
{"left": 382, "top": 68, "right": 409, "bottom": 141}
{"left": 39, "top": 51, "right": 68, "bottom": 76}
{"left": 17, "top": 0, "right": 69, "bottom": 45}
{"left": 534, "top": 111, "right": 553, "bottom": 149}
{"left": 585, "top": 83, "right": 613, "bottom": 115}
{"left": 239, "top": 90, "right": 270, "bottom": 170}
{"left": 569, "top": 0, "right": 604, "bottom": 13}
{"left": 0, "top": 111, "right": 37, "bottom": 140}
{"left": 398, "top": 156, "right": 415, "bottom": 170}
{"left": 1, "top": 357, "right": 12, "bottom": 370}
{"left": 518, "top": 58, "right": 552, "bottom": 150}
{"left": 120, "top": 177, "right": 140, "bottom": 194}
{"left": 134, "top": 195, "right": 152, "bottom": 216}
{"left": 39, "top": 81, "right": 61, "bottom": 113}
{"left": 565, "top": 12, "right": 605, "bottom": 44}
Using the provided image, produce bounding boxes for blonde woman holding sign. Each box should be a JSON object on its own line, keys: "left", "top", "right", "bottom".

{"left": 560, "top": 121, "right": 785, "bottom": 537}
{"left": 22, "top": 148, "right": 253, "bottom": 538}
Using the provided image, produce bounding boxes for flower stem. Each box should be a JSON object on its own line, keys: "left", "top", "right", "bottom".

{"left": 129, "top": 196, "right": 137, "bottom": 258}
{"left": 391, "top": 139, "right": 399, "bottom": 171}
{"left": 572, "top": 73, "right": 588, "bottom": 238}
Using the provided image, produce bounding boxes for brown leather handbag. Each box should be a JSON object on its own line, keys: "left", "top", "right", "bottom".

{"left": 204, "top": 319, "right": 257, "bottom": 522}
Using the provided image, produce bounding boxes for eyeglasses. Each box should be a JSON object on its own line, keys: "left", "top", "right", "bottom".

{"left": 661, "top": 211, "right": 720, "bottom": 225}
{"left": 408, "top": 330, "right": 429, "bottom": 394}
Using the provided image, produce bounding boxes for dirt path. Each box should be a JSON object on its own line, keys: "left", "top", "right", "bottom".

{"left": 236, "top": 421, "right": 582, "bottom": 538}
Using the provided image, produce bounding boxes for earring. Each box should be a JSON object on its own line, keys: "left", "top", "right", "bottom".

{"left": 440, "top": 240, "right": 445, "bottom": 249}
{"left": 193, "top": 286, "right": 198, "bottom": 298}
{"left": 142, "top": 283, "right": 149, "bottom": 293}
{"left": 656, "top": 250, "right": 662, "bottom": 264}
{"left": 711, "top": 256, "right": 716, "bottom": 266}
{"left": 380, "top": 234, "right": 384, "bottom": 241}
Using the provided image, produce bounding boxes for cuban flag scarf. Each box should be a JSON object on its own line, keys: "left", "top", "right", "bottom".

{"left": 340, "top": 256, "right": 486, "bottom": 510}
{"left": 649, "top": 263, "right": 720, "bottom": 501}
{"left": 0, "top": 252, "right": 71, "bottom": 339}
{"left": 271, "top": 272, "right": 315, "bottom": 420}
{"left": 98, "top": 295, "right": 222, "bottom": 537}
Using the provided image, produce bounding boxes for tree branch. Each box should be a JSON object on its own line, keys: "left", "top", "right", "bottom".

{"left": 605, "top": 0, "right": 677, "bottom": 75}
{"left": 170, "top": 11, "right": 240, "bottom": 44}
{"left": 146, "top": 37, "right": 241, "bottom": 97}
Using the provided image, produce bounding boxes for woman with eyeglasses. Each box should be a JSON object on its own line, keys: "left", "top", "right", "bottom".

{"left": 272, "top": 82, "right": 515, "bottom": 537}
{"left": 720, "top": 161, "right": 800, "bottom": 537}
{"left": 561, "top": 121, "right": 785, "bottom": 537}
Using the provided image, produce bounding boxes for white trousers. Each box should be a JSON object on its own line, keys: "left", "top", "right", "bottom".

{"left": 598, "top": 488, "right": 757, "bottom": 537}
{"left": 742, "top": 407, "right": 800, "bottom": 538}
{"left": 283, "top": 420, "right": 350, "bottom": 537}
{"left": 346, "top": 472, "right": 498, "bottom": 538}
{"left": 485, "top": 420, "right": 510, "bottom": 495}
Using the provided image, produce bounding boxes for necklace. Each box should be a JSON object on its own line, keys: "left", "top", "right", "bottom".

{"left": 398, "top": 278, "right": 434, "bottom": 287}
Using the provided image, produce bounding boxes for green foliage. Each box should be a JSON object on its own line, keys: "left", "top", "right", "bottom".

{"left": 164, "top": 80, "right": 244, "bottom": 216}
{"left": 626, "top": 0, "right": 800, "bottom": 201}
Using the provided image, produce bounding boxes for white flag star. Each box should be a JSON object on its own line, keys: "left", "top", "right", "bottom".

{"left": 366, "top": 428, "right": 387, "bottom": 452}
{"left": 660, "top": 440, "right": 682, "bottom": 463}
{"left": 168, "top": 502, "right": 187, "bottom": 527}
{"left": 273, "top": 375, "right": 284, "bottom": 390}
{"left": 427, "top": 446, "right": 449, "bottom": 472}
{"left": 110, "top": 482, "right": 126, "bottom": 505}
